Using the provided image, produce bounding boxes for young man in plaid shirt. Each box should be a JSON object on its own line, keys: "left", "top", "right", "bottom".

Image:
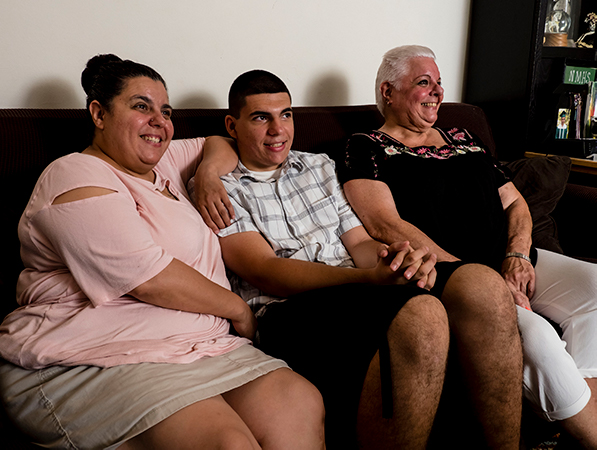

{"left": 192, "top": 70, "right": 522, "bottom": 449}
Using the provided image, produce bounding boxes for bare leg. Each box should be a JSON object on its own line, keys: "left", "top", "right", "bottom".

{"left": 222, "top": 367, "right": 326, "bottom": 449}
{"left": 119, "top": 395, "right": 262, "bottom": 450}
{"left": 119, "top": 368, "right": 324, "bottom": 450}
{"left": 358, "top": 294, "right": 449, "bottom": 449}
{"left": 561, "top": 378, "right": 597, "bottom": 449}
{"left": 441, "top": 264, "right": 523, "bottom": 449}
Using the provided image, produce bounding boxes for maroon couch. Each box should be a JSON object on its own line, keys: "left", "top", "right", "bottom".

{"left": 1, "top": 103, "right": 596, "bottom": 448}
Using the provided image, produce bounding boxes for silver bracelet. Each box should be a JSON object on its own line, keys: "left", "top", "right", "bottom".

{"left": 504, "top": 252, "right": 532, "bottom": 264}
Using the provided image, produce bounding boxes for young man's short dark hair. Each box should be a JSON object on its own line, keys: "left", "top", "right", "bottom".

{"left": 228, "top": 70, "right": 291, "bottom": 118}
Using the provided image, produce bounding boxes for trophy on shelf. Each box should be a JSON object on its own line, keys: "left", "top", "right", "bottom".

{"left": 576, "top": 12, "right": 596, "bottom": 49}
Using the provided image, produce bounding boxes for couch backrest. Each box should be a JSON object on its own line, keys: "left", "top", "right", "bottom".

{"left": 0, "top": 103, "right": 495, "bottom": 317}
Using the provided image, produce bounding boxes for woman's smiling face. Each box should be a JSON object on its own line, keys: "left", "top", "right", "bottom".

{"left": 90, "top": 76, "right": 174, "bottom": 179}
{"left": 384, "top": 57, "right": 444, "bottom": 132}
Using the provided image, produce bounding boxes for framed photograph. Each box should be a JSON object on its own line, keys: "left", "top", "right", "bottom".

{"left": 555, "top": 108, "right": 571, "bottom": 139}
{"left": 584, "top": 81, "right": 597, "bottom": 138}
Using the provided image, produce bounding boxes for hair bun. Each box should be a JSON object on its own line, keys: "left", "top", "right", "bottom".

{"left": 87, "top": 54, "right": 122, "bottom": 69}
{"left": 81, "top": 53, "right": 166, "bottom": 110}
{"left": 81, "top": 54, "right": 122, "bottom": 95}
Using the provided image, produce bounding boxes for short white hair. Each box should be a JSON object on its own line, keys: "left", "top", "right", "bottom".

{"left": 375, "top": 45, "right": 436, "bottom": 116}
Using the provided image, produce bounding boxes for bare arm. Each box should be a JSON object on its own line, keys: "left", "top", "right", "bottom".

{"left": 219, "top": 230, "right": 421, "bottom": 298}
{"left": 343, "top": 179, "right": 459, "bottom": 262}
{"left": 130, "top": 258, "right": 256, "bottom": 338}
{"left": 194, "top": 136, "right": 239, "bottom": 233}
{"left": 498, "top": 181, "right": 535, "bottom": 310}
{"left": 340, "top": 225, "right": 396, "bottom": 269}
{"left": 53, "top": 187, "right": 257, "bottom": 339}
{"left": 499, "top": 181, "right": 533, "bottom": 256}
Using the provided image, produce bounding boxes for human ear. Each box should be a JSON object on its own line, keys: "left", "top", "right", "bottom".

{"left": 225, "top": 115, "right": 238, "bottom": 139}
{"left": 89, "top": 100, "right": 106, "bottom": 130}
{"left": 380, "top": 82, "right": 393, "bottom": 104}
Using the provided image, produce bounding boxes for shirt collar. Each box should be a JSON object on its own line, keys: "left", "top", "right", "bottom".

{"left": 232, "top": 151, "right": 304, "bottom": 182}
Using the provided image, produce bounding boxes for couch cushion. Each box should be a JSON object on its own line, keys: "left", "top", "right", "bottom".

{"left": 505, "top": 155, "right": 571, "bottom": 253}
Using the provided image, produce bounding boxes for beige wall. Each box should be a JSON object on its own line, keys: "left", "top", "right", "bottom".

{"left": 0, "top": 0, "right": 471, "bottom": 109}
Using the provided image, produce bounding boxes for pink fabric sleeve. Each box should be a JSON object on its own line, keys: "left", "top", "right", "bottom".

{"left": 159, "top": 137, "right": 206, "bottom": 191}
{"left": 33, "top": 191, "right": 173, "bottom": 307}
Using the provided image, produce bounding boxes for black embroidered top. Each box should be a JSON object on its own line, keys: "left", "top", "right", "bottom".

{"left": 337, "top": 127, "right": 511, "bottom": 270}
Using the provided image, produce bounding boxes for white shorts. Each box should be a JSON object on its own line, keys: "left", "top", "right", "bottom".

{"left": 518, "top": 248, "right": 597, "bottom": 421}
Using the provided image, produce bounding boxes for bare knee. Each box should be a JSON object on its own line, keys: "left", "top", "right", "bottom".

{"left": 250, "top": 369, "right": 325, "bottom": 445}
{"left": 122, "top": 416, "right": 259, "bottom": 450}
{"left": 120, "top": 396, "right": 261, "bottom": 450}
{"left": 390, "top": 294, "right": 449, "bottom": 339}
{"left": 443, "top": 264, "right": 517, "bottom": 325}
{"left": 216, "top": 429, "right": 261, "bottom": 450}
{"left": 276, "top": 369, "right": 325, "bottom": 422}
{"left": 388, "top": 294, "right": 450, "bottom": 366}
{"left": 442, "top": 265, "right": 522, "bottom": 370}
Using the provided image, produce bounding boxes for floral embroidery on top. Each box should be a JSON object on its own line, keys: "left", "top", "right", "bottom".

{"left": 344, "top": 126, "right": 508, "bottom": 183}
{"left": 371, "top": 127, "right": 486, "bottom": 160}
{"left": 384, "top": 146, "right": 399, "bottom": 156}
{"left": 448, "top": 128, "right": 467, "bottom": 141}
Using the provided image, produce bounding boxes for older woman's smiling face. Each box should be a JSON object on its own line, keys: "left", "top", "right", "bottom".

{"left": 386, "top": 57, "right": 444, "bottom": 131}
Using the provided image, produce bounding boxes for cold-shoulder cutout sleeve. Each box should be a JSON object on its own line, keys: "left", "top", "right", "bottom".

{"left": 21, "top": 154, "right": 173, "bottom": 307}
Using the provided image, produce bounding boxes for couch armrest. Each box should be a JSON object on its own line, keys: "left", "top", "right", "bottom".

{"left": 552, "top": 183, "right": 597, "bottom": 262}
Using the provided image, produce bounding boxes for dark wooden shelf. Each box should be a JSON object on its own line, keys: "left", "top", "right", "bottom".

{"left": 464, "top": 0, "right": 597, "bottom": 175}
{"left": 526, "top": 151, "right": 597, "bottom": 175}
{"left": 541, "top": 46, "right": 597, "bottom": 60}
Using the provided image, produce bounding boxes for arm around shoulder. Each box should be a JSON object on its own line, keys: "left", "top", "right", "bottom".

{"left": 193, "top": 136, "right": 239, "bottom": 233}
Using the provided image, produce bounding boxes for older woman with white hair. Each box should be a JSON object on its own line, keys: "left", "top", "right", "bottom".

{"left": 339, "top": 44, "right": 597, "bottom": 448}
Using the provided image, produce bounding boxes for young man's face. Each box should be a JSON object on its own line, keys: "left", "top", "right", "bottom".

{"left": 225, "top": 92, "right": 294, "bottom": 171}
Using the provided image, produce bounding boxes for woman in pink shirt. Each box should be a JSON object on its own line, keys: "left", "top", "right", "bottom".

{"left": 0, "top": 54, "right": 324, "bottom": 449}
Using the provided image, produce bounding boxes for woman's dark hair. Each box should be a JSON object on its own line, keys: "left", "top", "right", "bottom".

{"left": 81, "top": 54, "right": 167, "bottom": 110}
{"left": 228, "top": 70, "right": 291, "bottom": 118}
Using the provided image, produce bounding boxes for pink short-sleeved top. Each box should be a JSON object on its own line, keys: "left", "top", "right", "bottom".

{"left": 0, "top": 138, "right": 249, "bottom": 369}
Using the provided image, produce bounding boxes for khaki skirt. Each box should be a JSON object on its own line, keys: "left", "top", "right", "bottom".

{"left": 0, "top": 345, "right": 287, "bottom": 449}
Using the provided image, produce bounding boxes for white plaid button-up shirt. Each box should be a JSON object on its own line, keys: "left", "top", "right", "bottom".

{"left": 218, "top": 150, "right": 362, "bottom": 315}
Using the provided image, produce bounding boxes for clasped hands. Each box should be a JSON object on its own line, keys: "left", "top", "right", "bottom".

{"left": 374, "top": 241, "right": 437, "bottom": 290}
